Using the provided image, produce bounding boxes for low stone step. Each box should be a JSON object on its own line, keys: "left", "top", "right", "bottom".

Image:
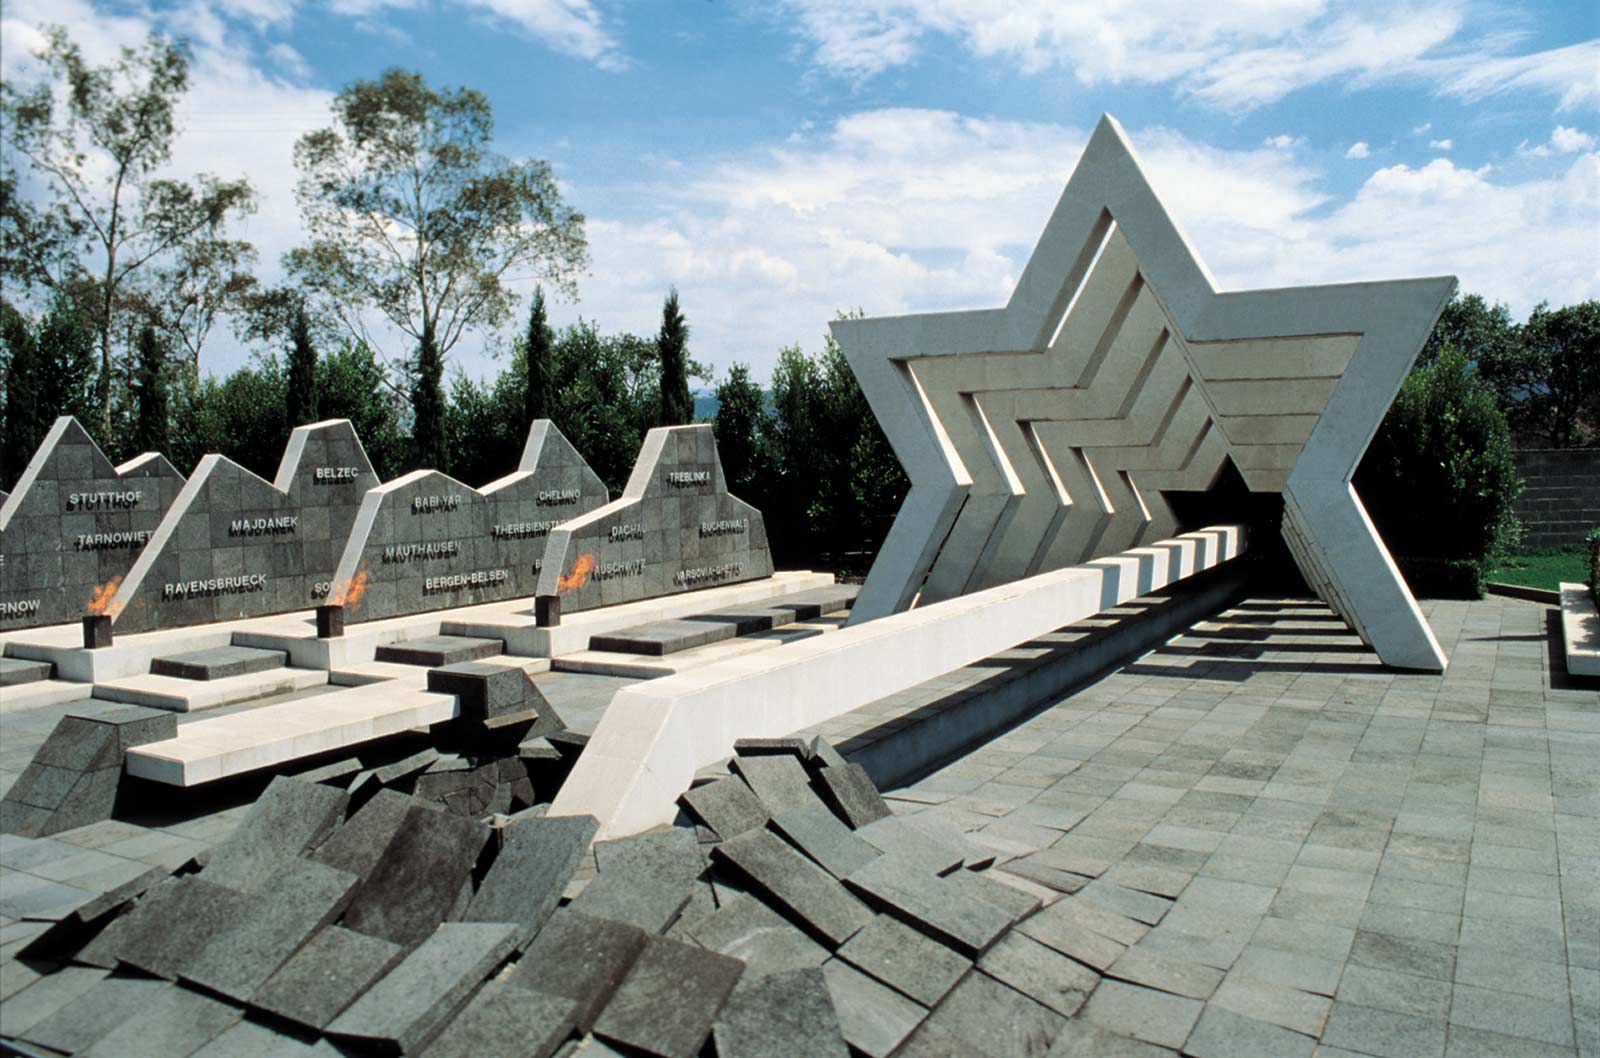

{"left": 680, "top": 605, "right": 801, "bottom": 636}
{"left": 374, "top": 635, "right": 504, "bottom": 667}
{"left": 777, "top": 584, "right": 860, "bottom": 621}
{"left": 0, "top": 656, "right": 54, "bottom": 686}
{"left": 149, "top": 645, "right": 288, "bottom": 681}
{"left": 93, "top": 667, "right": 329, "bottom": 713}
{"left": 589, "top": 619, "right": 739, "bottom": 657}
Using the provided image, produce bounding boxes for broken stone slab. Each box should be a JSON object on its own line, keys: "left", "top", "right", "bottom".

{"left": 464, "top": 813, "right": 597, "bottom": 946}
{"left": 506, "top": 909, "right": 650, "bottom": 1035}
{"left": 375, "top": 635, "right": 504, "bottom": 667}
{"left": 588, "top": 619, "right": 737, "bottom": 657}
{"left": 592, "top": 934, "right": 744, "bottom": 1058}
{"left": 0, "top": 965, "right": 109, "bottom": 1040}
{"left": 326, "top": 921, "right": 519, "bottom": 1055}
{"left": 683, "top": 890, "right": 829, "bottom": 979}
{"left": 808, "top": 737, "right": 849, "bottom": 770}
{"left": 856, "top": 817, "right": 964, "bottom": 875}
{"left": 678, "top": 776, "right": 769, "bottom": 841}
{"left": 770, "top": 801, "right": 883, "bottom": 878}
{"left": 729, "top": 754, "right": 817, "bottom": 815}
{"left": 976, "top": 930, "right": 1100, "bottom": 1018}
{"left": 944, "top": 865, "right": 1042, "bottom": 925}
{"left": 842, "top": 854, "right": 1013, "bottom": 958}
{"left": 712, "top": 966, "right": 849, "bottom": 1058}
{"left": 77, "top": 875, "right": 247, "bottom": 978}
{"left": 418, "top": 980, "right": 578, "bottom": 1058}
{"left": 813, "top": 762, "right": 891, "bottom": 827}
{"left": 201, "top": 776, "right": 348, "bottom": 892}
{"left": 567, "top": 826, "right": 704, "bottom": 933}
{"left": 427, "top": 661, "right": 550, "bottom": 727}
{"left": 712, "top": 829, "right": 873, "bottom": 948}
{"left": 372, "top": 748, "right": 441, "bottom": 787}
{"left": 681, "top": 604, "right": 799, "bottom": 636}
{"left": 915, "top": 967, "right": 1066, "bottom": 1057}
{"left": 19, "top": 863, "right": 167, "bottom": 960}
{"left": 836, "top": 914, "right": 972, "bottom": 1008}
{"left": 180, "top": 858, "right": 360, "bottom": 1002}
{"left": 250, "top": 925, "right": 406, "bottom": 1031}
{"left": 342, "top": 803, "right": 488, "bottom": 947}
{"left": 820, "top": 957, "right": 927, "bottom": 1058}
{"left": 310, "top": 788, "right": 419, "bottom": 878}
{"left": 149, "top": 645, "right": 286, "bottom": 681}
{"left": 732, "top": 737, "right": 813, "bottom": 760}
{"left": 79, "top": 983, "right": 242, "bottom": 1058}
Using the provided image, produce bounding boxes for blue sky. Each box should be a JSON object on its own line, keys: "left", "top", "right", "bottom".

{"left": 2, "top": 0, "right": 1597, "bottom": 386}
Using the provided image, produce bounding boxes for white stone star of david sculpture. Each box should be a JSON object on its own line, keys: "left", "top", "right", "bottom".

{"left": 832, "top": 114, "right": 1452, "bottom": 671}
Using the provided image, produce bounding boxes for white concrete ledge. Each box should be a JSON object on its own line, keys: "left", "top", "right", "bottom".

{"left": 548, "top": 526, "right": 1245, "bottom": 839}
{"left": 91, "top": 667, "right": 328, "bottom": 713}
{"left": 1559, "top": 582, "right": 1600, "bottom": 678}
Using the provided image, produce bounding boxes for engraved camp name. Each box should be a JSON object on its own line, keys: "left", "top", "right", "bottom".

{"left": 492, "top": 520, "right": 560, "bottom": 539}
{"left": 66, "top": 490, "right": 142, "bottom": 511}
{"left": 162, "top": 574, "right": 267, "bottom": 600}
{"left": 675, "top": 563, "right": 743, "bottom": 587}
{"left": 423, "top": 568, "right": 509, "bottom": 594}
{"left": 537, "top": 488, "right": 582, "bottom": 506}
{"left": 412, "top": 495, "right": 463, "bottom": 513}
{"left": 75, "top": 530, "right": 153, "bottom": 551}
{"left": 699, "top": 518, "right": 747, "bottom": 537}
{"left": 314, "top": 466, "right": 361, "bottom": 483}
{"left": 593, "top": 559, "right": 645, "bottom": 581}
{"left": 382, "top": 540, "right": 460, "bottom": 563}
{"left": 608, "top": 522, "right": 644, "bottom": 542}
{"left": 665, "top": 471, "right": 710, "bottom": 488}
{"left": 0, "top": 599, "right": 42, "bottom": 619}
{"left": 229, "top": 516, "right": 298, "bottom": 536}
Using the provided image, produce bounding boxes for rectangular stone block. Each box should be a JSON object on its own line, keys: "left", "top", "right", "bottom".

{"left": 820, "top": 958, "right": 927, "bottom": 1058}
{"left": 842, "top": 854, "right": 1013, "bottom": 958}
{"left": 343, "top": 804, "right": 488, "bottom": 946}
{"left": 567, "top": 827, "right": 704, "bottom": 934}
{"left": 201, "top": 776, "right": 348, "bottom": 892}
{"left": 679, "top": 777, "right": 769, "bottom": 841}
{"left": 683, "top": 891, "right": 830, "bottom": 978}
{"left": 837, "top": 914, "right": 972, "bottom": 1007}
{"left": 78, "top": 876, "right": 247, "bottom": 979}
{"left": 465, "top": 813, "right": 597, "bottom": 946}
{"left": 712, "top": 829, "right": 874, "bottom": 948}
{"left": 375, "top": 635, "right": 503, "bottom": 667}
{"left": 770, "top": 801, "right": 883, "bottom": 879}
{"left": 18, "top": 973, "right": 173, "bottom": 1055}
{"left": 417, "top": 981, "right": 578, "bottom": 1058}
{"left": 80, "top": 984, "right": 242, "bottom": 1058}
{"left": 149, "top": 645, "right": 287, "bottom": 680}
{"left": 814, "top": 763, "right": 891, "bottom": 827}
{"left": 427, "top": 660, "right": 545, "bottom": 724}
{"left": 250, "top": 925, "right": 406, "bottom": 1031}
{"left": 729, "top": 754, "right": 817, "bottom": 815}
{"left": 310, "top": 788, "right": 417, "bottom": 878}
{"left": 592, "top": 934, "right": 744, "bottom": 1058}
{"left": 506, "top": 909, "right": 651, "bottom": 1034}
{"left": 326, "top": 921, "right": 519, "bottom": 1055}
{"left": 713, "top": 966, "right": 850, "bottom": 1058}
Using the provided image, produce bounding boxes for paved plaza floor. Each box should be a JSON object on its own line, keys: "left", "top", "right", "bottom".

{"left": 885, "top": 595, "right": 1598, "bottom": 1057}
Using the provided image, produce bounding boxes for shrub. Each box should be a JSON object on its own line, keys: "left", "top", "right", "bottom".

{"left": 1587, "top": 526, "right": 1599, "bottom": 606}
{"left": 1354, "top": 345, "right": 1523, "bottom": 598}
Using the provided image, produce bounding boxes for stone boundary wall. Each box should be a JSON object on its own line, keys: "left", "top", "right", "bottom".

{"left": 1514, "top": 448, "right": 1600, "bottom": 549}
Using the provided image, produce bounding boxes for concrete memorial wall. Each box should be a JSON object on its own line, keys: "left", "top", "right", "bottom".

{"left": 328, "top": 420, "right": 608, "bottom": 622}
{"left": 536, "top": 424, "right": 772, "bottom": 613}
{"left": 107, "top": 419, "right": 378, "bottom": 633}
{"left": 0, "top": 417, "right": 185, "bottom": 630}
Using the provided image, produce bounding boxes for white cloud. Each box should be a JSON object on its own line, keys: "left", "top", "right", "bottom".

{"left": 1345, "top": 141, "right": 1371, "bottom": 159}
{"left": 774, "top": 1, "right": 1598, "bottom": 113}
{"left": 1263, "top": 134, "right": 1304, "bottom": 149}
{"left": 1429, "top": 138, "right": 1453, "bottom": 150}
{"left": 1551, "top": 125, "right": 1597, "bottom": 153}
{"left": 457, "top": 0, "right": 627, "bottom": 69}
{"left": 1413, "top": 122, "right": 1433, "bottom": 134}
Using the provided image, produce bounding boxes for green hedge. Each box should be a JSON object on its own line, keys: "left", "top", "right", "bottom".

{"left": 1588, "top": 526, "right": 1599, "bottom": 606}
{"left": 1395, "top": 556, "right": 1486, "bottom": 600}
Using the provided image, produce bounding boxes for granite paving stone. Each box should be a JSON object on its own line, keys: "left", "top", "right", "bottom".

{"left": 769, "top": 800, "right": 883, "bottom": 878}
{"left": 419, "top": 980, "right": 578, "bottom": 1058}
{"left": 711, "top": 966, "right": 850, "bottom": 1058}
{"left": 1106, "top": 944, "right": 1223, "bottom": 999}
{"left": 943, "top": 867, "right": 1042, "bottom": 924}
{"left": 855, "top": 817, "right": 964, "bottom": 874}
{"left": 1016, "top": 899, "right": 1129, "bottom": 971}
{"left": 79, "top": 875, "right": 246, "bottom": 978}
{"left": 836, "top": 914, "right": 971, "bottom": 1007}
{"left": 592, "top": 934, "right": 744, "bottom": 1058}
{"left": 81, "top": 984, "right": 241, "bottom": 1058}
{"left": 682, "top": 891, "right": 829, "bottom": 978}
{"left": 507, "top": 909, "right": 651, "bottom": 1034}
{"left": 977, "top": 930, "right": 1101, "bottom": 1016}
{"left": 923, "top": 968, "right": 1066, "bottom": 1057}
{"left": 201, "top": 776, "right": 347, "bottom": 892}
{"left": 714, "top": 829, "right": 873, "bottom": 947}
{"left": 1080, "top": 979, "right": 1204, "bottom": 1050}
{"left": 18, "top": 972, "right": 172, "bottom": 1054}
{"left": 729, "top": 754, "right": 818, "bottom": 815}
{"left": 1041, "top": 1019, "right": 1178, "bottom": 1057}
{"left": 568, "top": 827, "right": 704, "bottom": 933}
{"left": 250, "top": 925, "right": 406, "bottom": 1030}
{"left": 1181, "top": 1004, "right": 1315, "bottom": 1058}
{"left": 843, "top": 853, "right": 1012, "bottom": 957}
{"left": 465, "top": 813, "right": 597, "bottom": 945}
{"left": 815, "top": 762, "right": 892, "bottom": 827}
{"left": 1449, "top": 983, "right": 1574, "bottom": 1047}
{"left": 310, "top": 788, "right": 417, "bottom": 877}
{"left": 181, "top": 858, "right": 359, "bottom": 1001}
{"left": 679, "top": 777, "right": 769, "bottom": 841}
{"left": 327, "top": 921, "right": 519, "bottom": 1055}
{"left": 1320, "top": 1000, "right": 1447, "bottom": 1058}
{"left": 342, "top": 803, "right": 487, "bottom": 946}
{"left": 0, "top": 964, "right": 108, "bottom": 1038}
{"left": 820, "top": 958, "right": 927, "bottom": 1058}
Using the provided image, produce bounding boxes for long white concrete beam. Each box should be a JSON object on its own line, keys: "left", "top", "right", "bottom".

{"left": 549, "top": 525, "right": 1247, "bottom": 839}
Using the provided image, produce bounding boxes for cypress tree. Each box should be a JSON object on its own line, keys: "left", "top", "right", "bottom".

{"left": 411, "top": 320, "right": 446, "bottom": 471}
{"left": 525, "top": 286, "right": 553, "bottom": 428}
{"left": 132, "top": 323, "right": 169, "bottom": 454}
{"left": 657, "top": 288, "right": 693, "bottom": 426}
{"left": 286, "top": 304, "right": 318, "bottom": 426}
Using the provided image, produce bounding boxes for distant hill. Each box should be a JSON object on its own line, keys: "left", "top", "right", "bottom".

{"left": 694, "top": 390, "right": 720, "bottom": 421}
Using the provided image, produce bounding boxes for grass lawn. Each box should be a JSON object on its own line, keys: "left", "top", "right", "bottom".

{"left": 1487, "top": 549, "right": 1589, "bottom": 592}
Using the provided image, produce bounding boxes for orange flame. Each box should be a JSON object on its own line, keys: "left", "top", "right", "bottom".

{"left": 328, "top": 564, "right": 371, "bottom": 614}
{"left": 86, "top": 576, "right": 124, "bottom": 618}
{"left": 557, "top": 553, "right": 597, "bottom": 593}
